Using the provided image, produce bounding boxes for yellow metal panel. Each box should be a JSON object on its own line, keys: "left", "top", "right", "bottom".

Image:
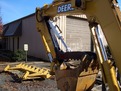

{"left": 4, "top": 63, "right": 52, "bottom": 80}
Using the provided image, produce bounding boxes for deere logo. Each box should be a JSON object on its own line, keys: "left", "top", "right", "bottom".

{"left": 57, "top": 3, "right": 74, "bottom": 13}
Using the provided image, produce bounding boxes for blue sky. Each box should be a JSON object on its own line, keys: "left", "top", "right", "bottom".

{"left": 0, "top": 0, "right": 121, "bottom": 24}
{"left": 0, "top": 0, "right": 53, "bottom": 24}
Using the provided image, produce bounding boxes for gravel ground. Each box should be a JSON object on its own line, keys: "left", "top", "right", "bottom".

{"left": 0, "top": 72, "right": 59, "bottom": 91}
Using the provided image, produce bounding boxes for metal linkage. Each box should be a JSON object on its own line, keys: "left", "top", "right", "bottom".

{"left": 4, "top": 63, "right": 52, "bottom": 80}
{"left": 48, "top": 20, "right": 71, "bottom": 52}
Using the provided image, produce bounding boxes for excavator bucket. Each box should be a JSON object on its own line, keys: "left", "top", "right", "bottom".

{"left": 55, "top": 52, "right": 99, "bottom": 91}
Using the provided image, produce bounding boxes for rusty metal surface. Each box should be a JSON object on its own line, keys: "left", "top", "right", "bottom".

{"left": 76, "top": 74, "right": 97, "bottom": 91}
{"left": 55, "top": 52, "right": 99, "bottom": 91}
{"left": 55, "top": 68, "right": 98, "bottom": 91}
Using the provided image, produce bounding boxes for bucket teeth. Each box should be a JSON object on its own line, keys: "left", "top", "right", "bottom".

{"left": 4, "top": 63, "right": 51, "bottom": 81}
{"left": 4, "top": 65, "right": 10, "bottom": 71}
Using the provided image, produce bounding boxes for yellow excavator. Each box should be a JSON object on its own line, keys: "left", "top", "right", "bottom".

{"left": 36, "top": 0, "right": 121, "bottom": 91}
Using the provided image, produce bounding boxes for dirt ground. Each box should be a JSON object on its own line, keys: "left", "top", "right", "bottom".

{"left": 0, "top": 73, "right": 59, "bottom": 91}
{"left": 0, "top": 61, "right": 102, "bottom": 91}
{"left": 0, "top": 62, "right": 60, "bottom": 91}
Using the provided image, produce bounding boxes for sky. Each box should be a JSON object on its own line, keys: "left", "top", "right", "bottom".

{"left": 0, "top": 0, "right": 121, "bottom": 24}
{"left": 0, "top": 0, "right": 53, "bottom": 24}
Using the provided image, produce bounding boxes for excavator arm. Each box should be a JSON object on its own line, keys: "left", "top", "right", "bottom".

{"left": 36, "top": 0, "right": 121, "bottom": 90}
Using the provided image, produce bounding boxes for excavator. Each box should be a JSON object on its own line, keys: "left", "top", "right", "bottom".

{"left": 35, "top": 0, "right": 121, "bottom": 91}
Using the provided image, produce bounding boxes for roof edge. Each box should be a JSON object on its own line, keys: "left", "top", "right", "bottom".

{"left": 4, "top": 13, "right": 35, "bottom": 26}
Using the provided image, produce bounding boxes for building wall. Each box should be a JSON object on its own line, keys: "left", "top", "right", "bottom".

{"left": 66, "top": 17, "right": 91, "bottom": 51}
{"left": 19, "top": 15, "right": 91, "bottom": 59}
{"left": 19, "top": 15, "right": 48, "bottom": 60}
{"left": 10, "top": 37, "right": 13, "bottom": 51}
{"left": 14, "top": 37, "right": 18, "bottom": 51}
{"left": 55, "top": 16, "right": 91, "bottom": 51}
{"left": 4, "top": 14, "right": 91, "bottom": 61}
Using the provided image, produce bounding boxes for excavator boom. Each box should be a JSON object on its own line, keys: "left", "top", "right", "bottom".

{"left": 36, "top": 0, "right": 121, "bottom": 90}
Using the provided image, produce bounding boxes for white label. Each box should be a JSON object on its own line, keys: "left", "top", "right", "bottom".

{"left": 57, "top": 3, "right": 74, "bottom": 13}
{"left": 24, "top": 44, "right": 28, "bottom": 51}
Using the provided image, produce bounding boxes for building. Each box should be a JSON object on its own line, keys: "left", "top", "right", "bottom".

{"left": 3, "top": 13, "right": 91, "bottom": 61}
